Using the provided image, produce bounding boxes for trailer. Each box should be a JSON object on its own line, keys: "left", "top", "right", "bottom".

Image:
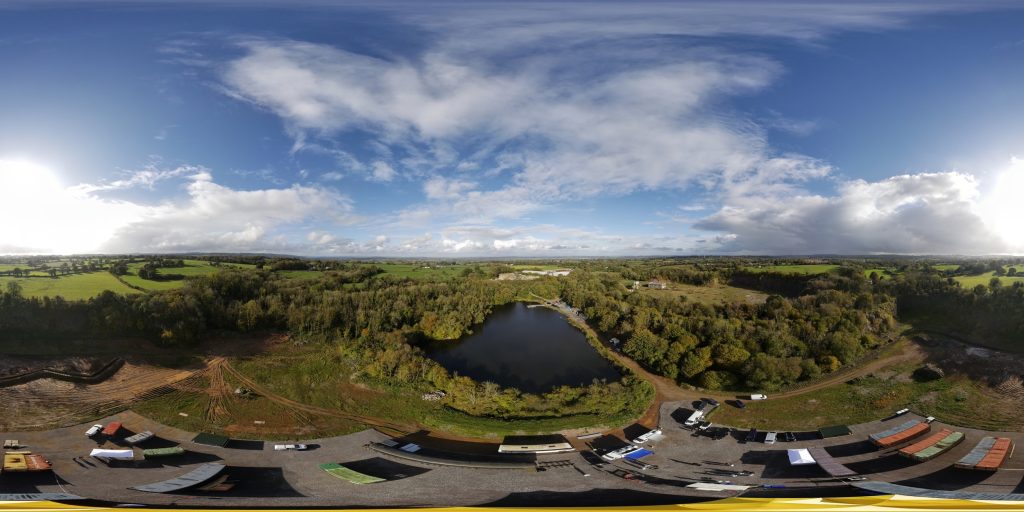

{"left": 143, "top": 447, "right": 185, "bottom": 458}
{"left": 125, "top": 431, "right": 154, "bottom": 445}
{"left": 101, "top": 422, "right": 122, "bottom": 437}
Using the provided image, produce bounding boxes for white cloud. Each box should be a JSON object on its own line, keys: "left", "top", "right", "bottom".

{"left": 694, "top": 171, "right": 1015, "bottom": 254}
{"left": 0, "top": 159, "right": 358, "bottom": 255}
{"left": 369, "top": 161, "right": 397, "bottom": 182}
{"left": 71, "top": 164, "right": 199, "bottom": 193}
{"left": 101, "top": 172, "right": 355, "bottom": 253}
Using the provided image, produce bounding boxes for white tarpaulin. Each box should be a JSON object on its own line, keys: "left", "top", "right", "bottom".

{"left": 788, "top": 448, "right": 816, "bottom": 466}
{"left": 90, "top": 449, "right": 134, "bottom": 459}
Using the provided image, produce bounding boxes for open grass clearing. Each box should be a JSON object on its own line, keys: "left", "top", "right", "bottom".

{"left": 954, "top": 271, "right": 1024, "bottom": 288}
{"left": 710, "top": 340, "right": 1024, "bottom": 432}
{"left": 123, "top": 260, "right": 257, "bottom": 291}
{"left": 863, "top": 268, "right": 895, "bottom": 280}
{"left": 0, "top": 272, "right": 139, "bottom": 300}
{"left": 743, "top": 264, "right": 839, "bottom": 275}
{"left": 372, "top": 263, "right": 468, "bottom": 280}
{"left": 226, "top": 344, "right": 639, "bottom": 438}
{"left": 274, "top": 270, "right": 326, "bottom": 280}
{"left": 510, "top": 264, "right": 568, "bottom": 271}
{"left": 636, "top": 282, "right": 768, "bottom": 305}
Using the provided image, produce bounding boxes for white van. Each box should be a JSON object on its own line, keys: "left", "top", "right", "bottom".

{"left": 85, "top": 424, "right": 103, "bottom": 437}
{"left": 683, "top": 410, "right": 704, "bottom": 427}
{"left": 273, "top": 444, "right": 308, "bottom": 451}
{"left": 764, "top": 432, "right": 777, "bottom": 445}
{"left": 749, "top": 394, "right": 768, "bottom": 400}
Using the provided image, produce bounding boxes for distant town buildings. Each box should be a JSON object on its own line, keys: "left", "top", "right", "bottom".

{"left": 497, "top": 268, "right": 573, "bottom": 280}
{"left": 521, "top": 269, "right": 572, "bottom": 277}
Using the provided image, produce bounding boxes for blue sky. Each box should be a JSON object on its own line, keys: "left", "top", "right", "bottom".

{"left": 1, "top": 1, "right": 1023, "bottom": 256}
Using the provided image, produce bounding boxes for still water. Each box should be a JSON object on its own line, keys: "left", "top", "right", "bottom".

{"left": 421, "top": 302, "right": 621, "bottom": 394}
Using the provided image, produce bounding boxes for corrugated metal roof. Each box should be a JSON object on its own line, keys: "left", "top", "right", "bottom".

{"left": 132, "top": 463, "right": 227, "bottom": 493}
{"left": 0, "top": 493, "right": 84, "bottom": 501}
{"left": 854, "top": 481, "right": 1024, "bottom": 501}
{"left": 807, "top": 446, "right": 856, "bottom": 477}
{"left": 192, "top": 432, "right": 230, "bottom": 447}
{"left": 624, "top": 448, "right": 653, "bottom": 460}
{"left": 818, "top": 425, "right": 852, "bottom": 438}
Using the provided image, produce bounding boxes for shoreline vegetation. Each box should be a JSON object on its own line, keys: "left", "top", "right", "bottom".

{"left": 1, "top": 255, "right": 1023, "bottom": 437}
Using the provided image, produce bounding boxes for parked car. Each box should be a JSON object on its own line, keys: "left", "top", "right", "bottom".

{"left": 781, "top": 432, "right": 797, "bottom": 442}
{"left": 733, "top": 399, "right": 746, "bottom": 409}
{"left": 273, "top": 444, "right": 308, "bottom": 451}
{"left": 764, "top": 432, "right": 778, "bottom": 445}
{"left": 749, "top": 394, "right": 768, "bottom": 400}
{"left": 744, "top": 428, "right": 758, "bottom": 443}
{"left": 703, "top": 398, "right": 720, "bottom": 407}
{"left": 85, "top": 424, "right": 103, "bottom": 437}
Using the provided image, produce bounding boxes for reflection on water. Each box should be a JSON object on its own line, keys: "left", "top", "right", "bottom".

{"left": 422, "top": 302, "right": 620, "bottom": 394}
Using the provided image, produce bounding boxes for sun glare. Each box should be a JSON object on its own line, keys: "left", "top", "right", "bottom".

{"left": 983, "top": 157, "right": 1024, "bottom": 251}
{"left": 0, "top": 159, "right": 139, "bottom": 254}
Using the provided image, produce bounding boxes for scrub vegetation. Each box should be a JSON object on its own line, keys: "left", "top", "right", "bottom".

{"left": 1, "top": 254, "right": 1023, "bottom": 435}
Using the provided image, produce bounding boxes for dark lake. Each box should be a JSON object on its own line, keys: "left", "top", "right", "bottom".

{"left": 421, "top": 302, "right": 621, "bottom": 394}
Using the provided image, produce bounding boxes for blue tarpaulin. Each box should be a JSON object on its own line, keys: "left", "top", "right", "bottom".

{"left": 625, "top": 448, "right": 652, "bottom": 460}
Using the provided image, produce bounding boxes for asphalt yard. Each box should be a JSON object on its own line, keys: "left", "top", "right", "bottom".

{"left": 1, "top": 404, "right": 1023, "bottom": 507}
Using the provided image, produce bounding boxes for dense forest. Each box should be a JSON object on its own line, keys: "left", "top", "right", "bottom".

{"left": 1, "top": 256, "right": 1023, "bottom": 415}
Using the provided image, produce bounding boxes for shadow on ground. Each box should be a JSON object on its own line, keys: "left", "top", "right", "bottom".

{"left": 342, "top": 457, "right": 431, "bottom": 481}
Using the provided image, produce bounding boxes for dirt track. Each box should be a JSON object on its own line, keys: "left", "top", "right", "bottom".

{"left": 0, "top": 359, "right": 208, "bottom": 430}
{"left": 220, "top": 360, "right": 413, "bottom": 435}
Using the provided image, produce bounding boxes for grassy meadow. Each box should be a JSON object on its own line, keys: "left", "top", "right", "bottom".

{"left": 637, "top": 282, "right": 768, "bottom": 305}
{"left": 954, "top": 271, "right": 1024, "bottom": 288}
{"left": 0, "top": 272, "right": 139, "bottom": 300}
{"left": 743, "top": 264, "right": 839, "bottom": 275}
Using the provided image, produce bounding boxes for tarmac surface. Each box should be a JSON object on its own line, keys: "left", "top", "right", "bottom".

{"left": 2, "top": 404, "right": 1023, "bottom": 507}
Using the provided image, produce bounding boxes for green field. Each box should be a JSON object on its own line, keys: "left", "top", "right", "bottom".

{"left": 0, "top": 272, "right": 140, "bottom": 300}
{"left": 863, "top": 268, "right": 894, "bottom": 280}
{"left": 954, "top": 271, "right": 1024, "bottom": 288}
{"left": 711, "top": 359, "right": 1020, "bottom": 432}
{"left": 122, "top": 260, "right": 257, "bottom": 291}
{"left": 374, "top": 263, "right": 467, "bottom": 280}
{"left": 511, "top": 264, "right": 567, "bottom": 271}
{"left": 274, "top": 270, "right": 326, "bottom": 280}
{"left": 933, "top": 264, "right": 961, "bottom": 271}
{"left": 743, "top": 264, "right": 839, "bottom": 275}
{"left": 637, "top": 282, "right": 768, "bottom": 305}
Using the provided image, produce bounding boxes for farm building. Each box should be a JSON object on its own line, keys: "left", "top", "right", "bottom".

{"left": 192, "top": 432, "right": 230, "bottom": 447}
{"left": 956, "top": 437, "right": 1014, "bottom": 471}
{"left": 869, "top": 420, "right": 930, "bottom": 448}
{"left": 2, "top": 452, "right": 51, "bottom": 472}
{"left": 521, "top": 269, "right": 572, "bottom": 277}
{"left": 819, "top": 425, "right": 852, "bottom": 438}
{"left": 498, "top": 434, "right": 574, "bottom": 454}
{"left": 132, "top": 463, "right": 227, "bottom": 493}
{"left": 143, "top": 447, "right": 185, "bottom": 458}
{"left": 898, "top": 429, "right": 964, "bottom": 461}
